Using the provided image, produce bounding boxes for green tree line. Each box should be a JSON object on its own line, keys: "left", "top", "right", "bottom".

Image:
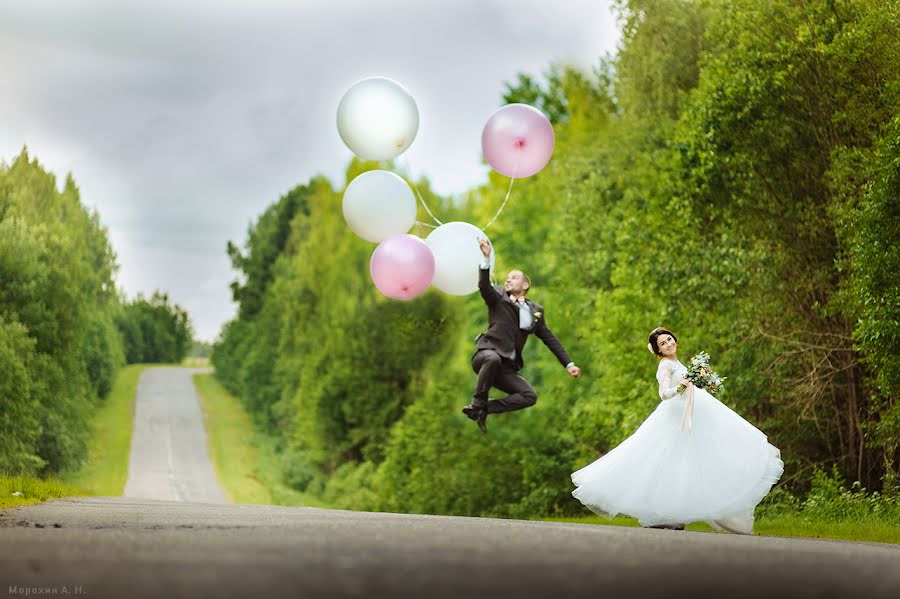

{"left": 214, "top": 0, "right": 898, "bottom": 516}
{"left": 0, "top": 150, "right": 193, "bottom": 476}
{"left": 116, "top": 292, "right": 193, "bottom": 364}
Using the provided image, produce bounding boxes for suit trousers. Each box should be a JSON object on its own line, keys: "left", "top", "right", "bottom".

{"left": 471, "top": 349, "right": 538, "bottom": 414}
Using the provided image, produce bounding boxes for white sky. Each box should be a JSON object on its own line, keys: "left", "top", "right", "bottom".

{"left": 0, "top": 0, "right": 620, "bottom": 341}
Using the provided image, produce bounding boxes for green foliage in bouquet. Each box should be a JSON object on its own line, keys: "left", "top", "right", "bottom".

{"left": 677, "top": 351, "right": 726, "bottom": 397}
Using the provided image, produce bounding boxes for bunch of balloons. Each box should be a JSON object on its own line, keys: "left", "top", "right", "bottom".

{"left": 336, "top": 76, "right": 554, "bottom": 301}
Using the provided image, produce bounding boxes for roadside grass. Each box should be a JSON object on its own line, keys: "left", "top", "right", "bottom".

{"left": 60, "top": 364, "right": 155, "bottom": 495}
{"left": 2, "top": 364, "right": 156, "bottom": 509}
{"left": 753, "top": 514, "right": 900, "bottom": 544}
{"left": 535, "top": 514, "right": 900, "bottom": 544}
{"left": 0, "top": 476, "right": 86, "bottom": 509}
{"left": 193, "top": 373, "right": 330, "bottom": 508}
{"left": 119, "top": 367, "right": 899, "bottom": 546}
{"left": 182, "top": 357, "right": 211, "bottom": 367}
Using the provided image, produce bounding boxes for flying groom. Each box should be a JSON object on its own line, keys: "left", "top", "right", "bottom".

{"left": 462, "top": 238, "right": 581, "bottom": 433}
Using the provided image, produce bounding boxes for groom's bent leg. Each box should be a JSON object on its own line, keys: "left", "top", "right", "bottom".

{"left": 486, "top": 366, "right": 537, "bottom": 414}
{"left": 471, "top": 350, "right": 502, "bottom": 410}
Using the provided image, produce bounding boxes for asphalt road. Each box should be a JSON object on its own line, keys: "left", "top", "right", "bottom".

{"left": 1, "top": 367, "right": 898, "bottom": 598}
{"left": 2, "top": 497, "right": 899, "bottom": 598}
{"left": 123, "top": 366, "right": 226, "bottom": 504}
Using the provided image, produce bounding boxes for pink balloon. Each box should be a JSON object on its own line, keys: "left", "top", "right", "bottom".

{"left": 370, "top": 234, "right": 435, "bottom": 301}
{"left": 481, "top": 104, "right": 555, "bottom": 178}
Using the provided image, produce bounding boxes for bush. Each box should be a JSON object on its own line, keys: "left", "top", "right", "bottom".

{"left": 800, "top": 468, "right": 900, "bottom": 524}
{"left": 281, "top": 448, "right": 321, "bottom": 492}
{"left": 758, "top": 468, "right": 900, "bottom": 524}
{"left": 0, "top": 317, "right": 45, "bottom": 475}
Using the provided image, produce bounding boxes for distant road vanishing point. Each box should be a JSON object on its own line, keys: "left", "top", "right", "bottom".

{"left": 123, "top": 366, "right": 227, "bottom": 504}
{"left": 1, "top": 367, "right": 898, "bottom": 598}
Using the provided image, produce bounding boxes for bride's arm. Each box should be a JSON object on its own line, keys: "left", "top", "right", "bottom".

{"left": 656, "top": 361, "right": 682, "bottom": 400}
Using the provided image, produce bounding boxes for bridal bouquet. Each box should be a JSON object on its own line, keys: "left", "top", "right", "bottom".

{"left": 676, "top": 351, "right": 725, "bottom": 397}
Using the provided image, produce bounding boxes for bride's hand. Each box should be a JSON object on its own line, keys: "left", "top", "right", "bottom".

{"left": 680, "top": 378, "right": 691, "bottom": 387}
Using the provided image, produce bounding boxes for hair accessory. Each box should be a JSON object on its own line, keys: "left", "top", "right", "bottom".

{"left": 647, "top": 342, "right": 655, "bottom": 355}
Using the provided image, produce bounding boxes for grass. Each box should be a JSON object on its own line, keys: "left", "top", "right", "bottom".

{"left": 192, "top": 373, "right": 329, "bottom": 507}
{"left": 182, "top": 356, "right": 211, "bottom": 367}
{"left": 3, "top": 363, "right": 154, "bottom": 509}
{"left": 3, "top": 365, "right": 323, "bottom": 511}
{"left": 60, "top": 364, "right": 153, "bottom": 495}
{"left": 537, "top": 515, "right": 716, "bottom": 532}
{"left": 0, "top": 475, "right": 86, "bottom": 509}
{"left": 16, "top": 361, "right": 891, "bottom": 546}
{"left": 191, "top": 372, "right": 900, "bottom": 543}
{"left": 535, "top": 514, "right": 900, "bottom": 544}
{"left": 754, "top": 514, "right": 900, "bottom": 544}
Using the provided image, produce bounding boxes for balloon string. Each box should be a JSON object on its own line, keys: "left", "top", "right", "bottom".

{"left": 397, "top": 156, "right": 518, "bottom": 231}
{"left": 410, "top": 179, "right": 444, "bottom": 226}
{"left": 397, "top": 155, "right": 443, "bottom": 226}
{"left": 481, "top": 164, "right": 517, "bottom": 231}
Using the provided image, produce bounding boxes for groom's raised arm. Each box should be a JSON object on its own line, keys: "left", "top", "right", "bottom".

{"left": 478, "top": 262, "right": 500, "bottom": 306}
{"left": 477, "top": 238, "right": 501, "bottom": 307}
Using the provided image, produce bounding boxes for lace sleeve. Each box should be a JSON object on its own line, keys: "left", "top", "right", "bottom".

{"left": 656, "top": 360, "right": 680, "bottom": 401}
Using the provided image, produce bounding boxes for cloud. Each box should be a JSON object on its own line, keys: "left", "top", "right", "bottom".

{"left": 0, "top": 0, "right": 619, "bottom": 340}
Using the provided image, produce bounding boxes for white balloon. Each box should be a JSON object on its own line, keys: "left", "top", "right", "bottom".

{"left": 425, "top": 222, "right": 496, "bottom": 296}
{"left": 343, "top": 170, "right": 417, "bottom": 243}
{"left": 337, "top": 77, "right": 419, "bottom": 161}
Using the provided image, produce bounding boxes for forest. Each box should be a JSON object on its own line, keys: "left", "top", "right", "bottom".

{"left": 0, "top": 151, "right": 192, "bottom": 475}
{"left": 214, "top": 0, "right": 899, "bottom": 517}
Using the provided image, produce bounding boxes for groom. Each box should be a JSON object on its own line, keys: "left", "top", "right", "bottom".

{"left": 462, "top": 238, "right": 581, "bottom": 433}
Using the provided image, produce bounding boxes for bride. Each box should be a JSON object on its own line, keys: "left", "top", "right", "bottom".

{"left": 570, "top": 327, "right": 783, "bottom": 534}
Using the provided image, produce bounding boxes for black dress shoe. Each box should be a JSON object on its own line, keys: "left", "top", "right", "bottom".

{"left": 647, "top": 524, "right": 685, "bottom": 530}
{"left": 462, "top": 404, "right": 479, "bottom": 420}
{"left": 475, "top": 409, "right": 487, "bottom": 434}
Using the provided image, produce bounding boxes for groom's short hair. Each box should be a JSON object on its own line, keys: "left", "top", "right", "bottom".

{"left": 522, "top": 271, "right": 532, "bottom": 294}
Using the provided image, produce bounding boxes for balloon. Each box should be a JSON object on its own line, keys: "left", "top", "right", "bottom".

{"left": 425, "top": 222, "right": 495, "bottom": 296}
{"left": 481, "top": 103, "right": 554, "bottom": 178}
{"left": 337, "top": 77, "right": 419, "bottom": 161}
{"left": 370, "top": 234, "right": 435, "bottom": 301}
{"left": 343, "top": 170, "right": 417, "bottom": 243}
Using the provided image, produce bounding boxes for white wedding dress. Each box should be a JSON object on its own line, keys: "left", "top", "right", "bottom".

{"left": 571, "top": 357, "right": 783, "bottom": 534}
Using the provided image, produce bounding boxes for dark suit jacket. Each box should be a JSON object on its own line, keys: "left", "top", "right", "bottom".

{"left": 474, "top": 266, "right": 572, "bottom": 372}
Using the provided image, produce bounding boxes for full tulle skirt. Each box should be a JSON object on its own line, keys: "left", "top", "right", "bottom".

{"left": 571, "top": 387, "right": 783, "bottom": 534}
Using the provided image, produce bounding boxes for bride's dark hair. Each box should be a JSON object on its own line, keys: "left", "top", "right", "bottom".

{"left": 647, "top": 327, "right": 677, "bottom": 357}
